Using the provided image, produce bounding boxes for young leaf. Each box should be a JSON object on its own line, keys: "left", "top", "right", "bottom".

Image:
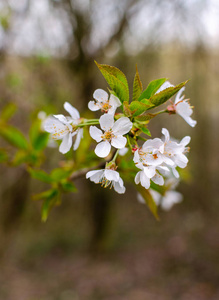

{"left": 0, "top": 103, "right": 17, "bottom": 122}
{"left": 132, "top": 66, "right": 143, "bottom": 102}
{"left": 29, "top": 120, "right": 49, "bottom": 151}
{"left": 51, "top": 168, "right": 72, "bottom": 181}
{"left": 138, "top": 78, "right": 167, "bottom": 101}
{"left": 0, "top": 149, "right": 8, "bottom": 162}
{"left": 137, "top": 186, "right": 159, "bottom": 220}
{"left": 41, "top": 189, "right": 60, "bottom": 222}
{"left": 130, "top": 101, "right": 154, "bottom": 117}
{"left": 123, "top": 101, "right": 132, "bottom": 117}
{"left": 29, "top": 168, "right": 53, "bottom": 183}
{"left": 149, "top": 80, "right": 188, "bottom": 108}
{"left": 95, "top": 61, "right": 129, "bottom": 103}
{"left": 0, "top": 125, "right": 29, "bottom": 150}
{"left": 61, "top": 180, "right": 77, "bottom": 193}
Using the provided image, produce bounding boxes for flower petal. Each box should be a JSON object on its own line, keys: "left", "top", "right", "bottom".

{"left": 95, "top": 141, "right": 111, "bottom": 158}
{"left": 112, "top": 117, "right": 133, "bottom": 135}
{"left": 156, "top": 81, "right": 174, "bottom": 94}
{"left": 73, "top": 128, "right": 83, "bottom": 150}
{"left": 105, "top": 169, "right": 120, "bottom": 181}
{"left": 162, "top": 128, "right": 170, "bottom": 143}
{"left": 64, "top": 102, "right": 80, "bottom": 119}
{"left": 174, "top": 87, "right": 185, "bottom": 104}
{"left": 151, "top": 173, "right": 164, "bottom": 186}
{"left": 59, "top": 133, "right": 72, "bottom": 154}
{"left": 111, "top": 136, "right": 127, "bottom": 149}
{"left": 99, "top": 114, "right": 114, "bottom": 131}
{"left": 140, "top": 171, "right": 150, "bottom": 189}
{"left": 93, "top": 89, "right": 108, "bottom": 102}
{"left": 89, "top": 126, "right": 103, "bottom": 142}
{"left": 109, "top": 94, "right": 121, "bottom": 107}
{"left": 88, "top": 100, "right": 101, "bottom": 111}
{"left": 113, "top": 178, "right": 126, "bottom": 194}
{"left": 86, "top": 170, "right": 103, "bottom": 183}
{"left": 180, "top": 136, "right": 191, "bottom": 146}
{"left": 53, "top": 114, "right": 68, "bottom": 124}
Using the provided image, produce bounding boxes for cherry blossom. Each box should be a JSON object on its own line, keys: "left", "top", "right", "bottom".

{"left": 88, "top": 89, "right": 121, "bottom": 114}
{"left": 44, "top": 102, "right": 83, "bottom": 154}
{"left": 86, "top": 168, "right": 125, "bottom": 194}
{"left": 89, "top": 114, "right": 133, "bottom": 158}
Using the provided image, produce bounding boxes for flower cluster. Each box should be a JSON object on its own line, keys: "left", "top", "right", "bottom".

{"left": 43, "top": 75, "right": 196, "bottom": 212}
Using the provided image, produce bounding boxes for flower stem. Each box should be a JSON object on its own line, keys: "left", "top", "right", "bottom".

{"left": 112, "top": 149, "right": 120, "bottom": 162}
{"left": 77, "top": 119, "right": 100, "bottom": 127}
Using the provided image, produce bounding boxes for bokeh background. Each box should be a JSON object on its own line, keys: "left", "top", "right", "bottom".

{"left": 1, "top": 0, "right": 219, "bottom": 299}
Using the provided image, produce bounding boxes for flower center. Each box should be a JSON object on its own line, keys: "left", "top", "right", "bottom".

{"left": 101, "top": 130, "right": 115, "bottom": 141}
{"left": 101, "top": 102, "right": 112, "bottom": 112}
{"left": 99, "top": 177, "right": 113, "bottom": 189}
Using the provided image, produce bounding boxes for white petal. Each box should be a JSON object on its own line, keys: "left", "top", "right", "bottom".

{"left": 156, "top": 81, "right": 174, "bottom": 94}
{"left": 143, "top": 166, "right": 156, "bottom": 179}
{"left": 111, "top": 136, "right": 127, "bottom": 149}
{"left": 151, "top": 173, "right": 164, "bottom": 186}
{"left": 180, "top": 136, "right": 191, "bottom": 146}
{"left": 64, "top": 102, "right": 80, "bottom": 119}
{"left": 113, "top": 178, "right": 126, "bottom": 194}
{"left": 105, "top": 169, "right": 120, "bottom": 181}
{"left": 95, "top": 141, "right": 111, "bottom": 158}
{"left": 53, "top": 114, "right": 68, "bottom": 124}
{"left": 93, "top": 89, "right": 108, "bottom": 102}
{"left": 112, "top": 117, "right": 133, "bottom": 135}
{"left": 88, "top": 100, "right": 101, "bottom": 111}
{"left": 162, "top": 128, "right": 170, "bottom": 143}
{"left": 59, "top": 133, "right": 72, "bottom": 154}
{"left": 44, "top": 117, "right": 62, "bottom": 133}
{"left": 89, "top": 126, "right": 103, "bottom": 142}
{"left": 135, "top": 172, "right": 141, "bottom": 185}
{"left": 99, "top": 114, "right": 114, "bottom": 131}
{"left": 150, "top": 189, "right": 161, "bottom": 205}
{"left": 174, "top": 87, "right": 185, "bottom": 104}
{"left": 140, "top": 171, "right": 150, "bottom": 189}
{"left": 162, "top": 155, "right": 175, "bottom": 166}
{"left": 161, "top": 191, "right": 183, "bottom": 211}
{"left": 119, "top": 147, "right": 128, "bottom": 156}
{"left": 109, "top": 94, "right": 121, "bottom": 107}
{"left": 73, "top": 128, "right": 83, "bottom": 150}
{"left": 172, "top": 167, "right": 180, "bottom": 178}
{"left": 86, "top": 170, "right": 103, "bottom": 183}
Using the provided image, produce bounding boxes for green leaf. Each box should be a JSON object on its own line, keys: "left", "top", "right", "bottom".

{"left": 61, "top": 180, "right": 77, "bottom": 193}
{"left": 123, "top": 101, "right": 132, "bottom": 117}
{"left": 0, "top": 103, "right": 17, "bottom": 122}
{"left": 51, "top": 168, "right": 72, "bottom": 181}
{"left": 137, "top": 186, "right": 159, "bottom": 220}
{"left": 140, "top": 126, "right": 151, "bottom": 136}
{"left": 95, "top": 61, "right": 129, "bottom": 103}
{"left": 149, "top": 80, "right": 188, "bottom": 108}
{"left": 0, "top": 149, "right": 8, "bottom": 162}
{"left": 138, "top": 78, "right": 167, "bottom": 101}
{"left": 135, "top": 113, "right": 156, "bottom": 122}
{"left": 29, "top": 168, "right": 53, "bottom": 183}
{"left": 132, "top": 66, "right": 143, "bottom": 102}
{"left": 29, "top": 120, "right": 49, "bottom": 151}
{"left": 130, "top": 101, "right": 154, "bottom": 117}
{"left": 0, "top": 125, "right": 29, "bottom": 150}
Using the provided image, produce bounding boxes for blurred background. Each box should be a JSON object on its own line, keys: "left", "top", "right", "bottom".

{"left": 0, "top": 0, "right": 219, "bottom": 299}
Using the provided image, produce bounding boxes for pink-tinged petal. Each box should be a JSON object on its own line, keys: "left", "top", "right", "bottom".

{"left": 53, "top": 114, "right": 68, "bottom": 124}
{"left": 174, "top": 87, "right": 185, "bottom": 104}
{"left": 64, "top": 102, "right": 80, "bottom": 119}
{"left": 88, "top": 100, "right": 101, "bottom": 111}
{"left": 95, "top": 141, "right": 111, "bottom": 158}
{"left": 93, "top": 89, "right": 108, "bottom": 102}
{"left": 59, "top": 133, "right": 72, "bottom": 154}
{"left": 99, "top": 114, "right": 114, "bottom": 131}
{"left": 113, "top": 179, "right": 126, "bottom": 194}
{"left": 89, "top": 126, "right": 103, "bottom": 142}
{"left": 162, "top": 128, "right": 170, "bottom": 143}
{"left": 112, "top": 117, "right": 133, "bottom": 135}
{"left": 86, "top": 170, "right": 104, "bottom": 183}
{"left": 109, "top": 94, "right": 121, "bottom": 107}
{"left": 73, "top": 128, "right": 83, "bottom": 150}
{"left": 152, "top": 173, "right": 164, "bottom": 186}
{"left": 111, "top": 136, "right": 127, "bottom": 149}
{"left": 180, "top": 136, "right": 191, "bottom": 146}
{"left": 105, "top": 169, "right": 119, "bottom": 181}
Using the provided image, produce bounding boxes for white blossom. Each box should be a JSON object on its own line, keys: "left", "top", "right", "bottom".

{"left": 88, "top": 89, "right": 121, "bottom": 114}
{"left": 135, "top": 168, "right": 164, "bottom": 189}
{"left": 89, "top": 114, "right": 133, "bottom": 158}
{"left": 86, "top": 168, "right": 125, "bottom": 194}
{"left": 44, "top": 102, "right": 83, "bottom": 154}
